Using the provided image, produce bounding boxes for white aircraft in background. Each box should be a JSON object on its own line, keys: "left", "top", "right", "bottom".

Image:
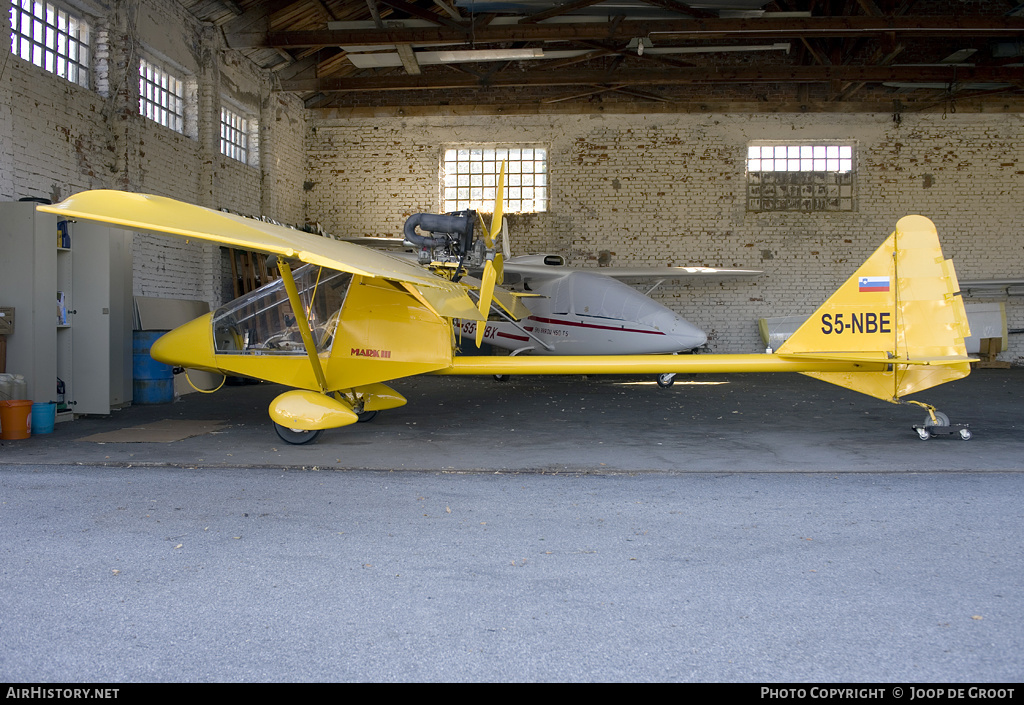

{"left": 458, "top": 253, "right": 759, "bottom": 356}
{"left": 356, "top": 212, "right": 762, "bottom": 385}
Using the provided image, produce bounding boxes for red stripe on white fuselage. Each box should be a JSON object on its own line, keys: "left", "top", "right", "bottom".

{"left": 526, "top": 315, "right": 667, "bottom": 336}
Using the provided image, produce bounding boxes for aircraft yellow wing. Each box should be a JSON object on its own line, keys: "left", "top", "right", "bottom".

{"left": 39, "top": 190, "right": 483, "bottom": 320}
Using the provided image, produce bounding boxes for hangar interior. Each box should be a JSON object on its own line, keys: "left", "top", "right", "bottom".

{"left": 0, "top": 0, "right": 1021, "bottom": 409}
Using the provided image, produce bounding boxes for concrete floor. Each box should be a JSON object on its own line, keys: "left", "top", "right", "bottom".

{"left": 2, "top": 369, "right": 1022, "bottom": 682}
{"left": 1, "top": 368, "right": 1021, "bottom": 472}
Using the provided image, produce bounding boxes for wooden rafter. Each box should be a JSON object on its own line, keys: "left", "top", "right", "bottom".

{"left": 196, "top": 2, "right": 1024, "bottom": 112}
{"left": 281, "top": 65, "right": 1024, "bottom": 93}
{"left": 520, "top": 0, "right": 608, "bottom": 24}
{"left": 634, "top": 0, "right": 717, "bottom": 19}
{"left": 375, "top": 0, "right": 467, "bottom": 30}
{"left": 239, "top": 16, "right": 1024, "bottom": 50}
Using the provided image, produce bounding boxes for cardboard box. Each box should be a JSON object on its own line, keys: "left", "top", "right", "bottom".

{"left": 0, "top": 307, "right": 13, "bottom": 335}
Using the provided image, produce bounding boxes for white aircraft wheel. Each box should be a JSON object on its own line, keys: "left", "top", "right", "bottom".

{"left": 273, "top": 423, "right": 324, "bottom": 445}
{"left": 656, "top": 373, "right": 675, "bottom": 388}
{"left": 959, "top": 428, "right": 972, "bottom": 441}
{"left": 923, "top": 411, "right": 950, "bottom": 428}
{"left": 357, "top": 410, "right": 378, "bottom": 423}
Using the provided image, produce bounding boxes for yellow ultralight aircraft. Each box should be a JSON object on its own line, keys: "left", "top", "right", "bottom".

{"left": 39, "top": 185, "right": 974, "bottom": 444}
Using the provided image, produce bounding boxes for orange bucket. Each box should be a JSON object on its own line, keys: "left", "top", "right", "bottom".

{"left": 0, "top": 399, "right": 33, "bottom": 440}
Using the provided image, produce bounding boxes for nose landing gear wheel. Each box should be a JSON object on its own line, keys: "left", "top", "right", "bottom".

{"left": 273, "top": 423, "right": 324, "bottom": 445}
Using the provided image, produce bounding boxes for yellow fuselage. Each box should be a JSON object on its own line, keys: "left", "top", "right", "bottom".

{"left": 151, "top": 275, "right": 457, "bottom": 393}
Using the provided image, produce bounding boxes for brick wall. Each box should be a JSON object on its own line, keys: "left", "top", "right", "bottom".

{"left": 305, "top": 113, "right": 1024, "bottom": 363}
{"left": 0, "top": 0, "right": 307, "bottom": 308}
{"left": 2, "top": 2, "right": 1020, "bottom": 365}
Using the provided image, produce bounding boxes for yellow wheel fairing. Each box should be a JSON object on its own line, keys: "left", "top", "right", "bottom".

{"left": 342, "top": 383, "right": 408, "bottom": 412}
{"left": 269, "top": 389, "right": 359, "bottom": 430}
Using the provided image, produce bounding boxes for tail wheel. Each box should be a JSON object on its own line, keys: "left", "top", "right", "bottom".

{"left": 657, "top": 373, "right": 675, "bottom": 388}
{"left": 273, "top": 423, "right": 324, "bottom": 445}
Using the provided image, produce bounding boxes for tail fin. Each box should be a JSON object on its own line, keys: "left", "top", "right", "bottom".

{"left": 777, "top": 215, "right": 972, "bottom": 403}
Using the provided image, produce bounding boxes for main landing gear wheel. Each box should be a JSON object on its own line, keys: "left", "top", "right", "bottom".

{"left": 357, "top": 410, "right": 378, "bottom": 423}
{"left": 273, "top": 423, "right": 324, "bottom": 445}
{"left": 657, "top": 373, "right": 676, "bottom": 388}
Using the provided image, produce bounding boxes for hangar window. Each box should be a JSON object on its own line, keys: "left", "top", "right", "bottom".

{"left": 220, "top": 106, "right": 253, "bottom": 164}
{"left": 139, "top": 58, "right": 184, "bottom": 134}
{"left": 9, "top": 0, "right": 91, "bottom": 88}
{"left": 442, "top": 146, "right": 548, "bottom": 214}
{"left": 746, "top": 143, "right": 856, "bottom": 212}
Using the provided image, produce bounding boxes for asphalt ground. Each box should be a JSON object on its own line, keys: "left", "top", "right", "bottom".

{"left": 0, "top": 368, "right": 1021, "bottom": 472}
{"left": 1, "top": 467, "right": 1022, "bottom": 682}
{"left": 1, "top": 370, "right": 1022, "bottom": 682}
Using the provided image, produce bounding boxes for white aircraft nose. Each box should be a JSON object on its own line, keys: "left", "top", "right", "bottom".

{"left": 636, "top": 304, "right": 707, "bottom": 352}
{"left": 573, "top": 272, "right": 708, "bottom": 354}
{"left": 664, "top": 314, "right": 708, "bottom": 352}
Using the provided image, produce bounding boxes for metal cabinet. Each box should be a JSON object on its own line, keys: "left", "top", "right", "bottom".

{"left": 0, "top": 201, "right": 132, "bottom": 417}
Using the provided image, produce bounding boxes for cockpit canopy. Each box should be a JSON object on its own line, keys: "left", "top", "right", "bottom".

{"left": 212, "top": 264, "right": 353, "bottom": 355}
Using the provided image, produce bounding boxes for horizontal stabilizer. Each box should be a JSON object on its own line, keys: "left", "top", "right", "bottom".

{"left": 778, "top": 352, "right": 976, "bottom": 366}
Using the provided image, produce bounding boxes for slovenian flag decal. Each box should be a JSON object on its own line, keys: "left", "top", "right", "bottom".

{"left": 859, "top": 276, "right": 890, "bottom": 293}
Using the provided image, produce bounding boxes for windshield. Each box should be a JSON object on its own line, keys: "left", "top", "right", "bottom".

{"left": 212, "top": 264, "right": 353, "bottom": 355}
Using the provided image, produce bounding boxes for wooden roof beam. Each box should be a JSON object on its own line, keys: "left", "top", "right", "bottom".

{"left": 634, "top": 0, "right": 717, "bottom": 20}
{"left": 280, "top": 65, "right": 1024, "bottom": 92}
{"left": 520, "top": 0, "right": 608, "bottom": 24}
{"left": 242, "top": 16, "right": 1024, "bottom": 50}
{"left": 376, "top": 0, "right": 468, "bottom": 31}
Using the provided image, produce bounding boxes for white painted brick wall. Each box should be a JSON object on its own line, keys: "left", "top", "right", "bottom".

{"left": 306, "top": 113, "right": 1024, "bottom": 363}
{"left": 2, "top": 2, "right": 1020, "bottom": 368}
{"left": 0, "top": 0, "right": 307, "bottom": 309}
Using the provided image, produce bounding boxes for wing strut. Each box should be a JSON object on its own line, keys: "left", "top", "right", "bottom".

{"left": 275, "top": 258, "right": 329, "bottom": 392}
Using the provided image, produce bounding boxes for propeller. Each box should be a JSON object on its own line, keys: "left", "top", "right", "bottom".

{"left": 475, "top": 162, "right": 505, "bottom": 346}
{"left": 501, "top": 215, "right": 511, "bottom": 259}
